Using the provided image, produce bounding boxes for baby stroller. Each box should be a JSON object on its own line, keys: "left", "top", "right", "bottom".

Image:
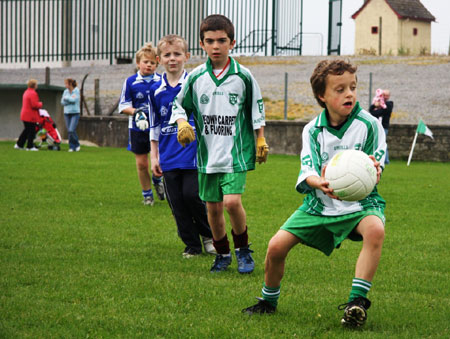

{"left": 35, "top": 109, "right": 62, "bottom": 150}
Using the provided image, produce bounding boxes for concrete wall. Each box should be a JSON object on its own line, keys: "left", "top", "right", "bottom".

{"left": 77, "top": 116, "right": 449, "bottom": 162}
{"left": 0, "top": 84, "right": 65, "bottom": 139}
{"left": 77, "top": 115, "right": 130, "bottom": 148}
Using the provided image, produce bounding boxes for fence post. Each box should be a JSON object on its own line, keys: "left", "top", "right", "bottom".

{"left": 95, "top": 79, "right": 101, "bottom": 115}
{"left": 45, "top": 67, "right": 51, "bottom": 85}
{"left": 368, "top": 72, "right": 373, "bottom": 107}
{"left": 271, "top": 0, "right": 278, "bottom": 56}
{"left": 61, "top": 0, "right": 73, "bottom": 67}
{"left": 284, "top": 72, "right": 288, "bottom": 120}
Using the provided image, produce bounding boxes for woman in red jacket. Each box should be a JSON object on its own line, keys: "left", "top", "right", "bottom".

{"left": 15, "top": 79, "right": 43, "bottom": 151}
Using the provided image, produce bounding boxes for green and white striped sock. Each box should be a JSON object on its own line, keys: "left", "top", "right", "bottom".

{"left": 348, "top": 277, "right": 372, "bottom": 302}
{"left": 262, "top": 283, "right": 280, "bottom": 307}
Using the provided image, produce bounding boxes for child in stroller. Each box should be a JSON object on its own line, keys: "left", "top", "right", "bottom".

{"left": 35, "top": 109, "right": 62, "bottom": 150}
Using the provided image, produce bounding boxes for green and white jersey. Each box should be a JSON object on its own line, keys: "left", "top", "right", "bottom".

{"left": 169, "top": 57, "right": 265, "bottom": 174}
{"left": 297, "top": 102, "right": 386, "bottom": 216}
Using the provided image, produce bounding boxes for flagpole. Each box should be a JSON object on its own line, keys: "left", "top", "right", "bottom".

{"left": 407, "top": 132, "right": 418, "bottom": 166}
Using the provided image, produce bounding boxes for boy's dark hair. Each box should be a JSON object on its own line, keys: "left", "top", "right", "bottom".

{"left": 310, "top": 59, "right": 357, "bottom": 108}
{"left": 200, "top": 14, "right": 234, "bottom": 42}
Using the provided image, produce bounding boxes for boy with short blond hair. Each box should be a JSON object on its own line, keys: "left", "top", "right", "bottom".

{"left": 119, "top": 43, "right": 165, "bottom": 206}
{"left": 169, "top": 15, "right": 269, "bottom": 273}
{"left": 243, "top": 59, "right": 387, "bottom": 328}
{"left": 149, "top": 35, "right": 214, "bottom": 257}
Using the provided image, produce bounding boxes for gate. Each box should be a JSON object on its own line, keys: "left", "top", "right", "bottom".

{"left": 0, "top": 0, "right": 305, "bottom": 66}
{"left": 328, "top": 0, "right": 342, "bottom": 55}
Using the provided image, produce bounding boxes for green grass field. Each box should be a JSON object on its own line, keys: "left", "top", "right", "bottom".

{"left": 1, "top": 141, "right": 449, "bottom": 338}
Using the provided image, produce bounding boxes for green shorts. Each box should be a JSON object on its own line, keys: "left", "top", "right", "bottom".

{"left": 198, "top": 172, "right": 247, "bottom": 202}
{"left": 280, "top": 209, "right": 385, "bottom": 256}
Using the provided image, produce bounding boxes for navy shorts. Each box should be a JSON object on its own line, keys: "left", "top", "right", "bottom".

{"left": 127, "top": 129, "right": 150, "bottom": 154}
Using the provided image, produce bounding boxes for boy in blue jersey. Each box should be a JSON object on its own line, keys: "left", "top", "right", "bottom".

{"left": 149, "top": 35, "right": 215, "bottom": 258}
{"left": 119, "top": 43, "right": 165, "bottom": 206}
{"left": 243, "top": 60, "right": 386, "bottom": 328}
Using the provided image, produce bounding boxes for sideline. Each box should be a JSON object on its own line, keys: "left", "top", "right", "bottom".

{"left": 0, "top": 138, "right": 99, "bottom": 147}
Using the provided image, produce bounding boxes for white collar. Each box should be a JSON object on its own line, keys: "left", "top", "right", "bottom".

{"left": 161, "top": 70, "right": 188, "bottom": 88}
{"left": 136, "top": 72, "right": 160, "bottom": 82}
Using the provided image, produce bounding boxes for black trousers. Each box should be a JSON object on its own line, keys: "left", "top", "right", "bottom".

{"left": 17, "top": 121, "right": 37, "bottom": 149}
{"left": 164, "top": 169, "right": 212, "bottom": 251}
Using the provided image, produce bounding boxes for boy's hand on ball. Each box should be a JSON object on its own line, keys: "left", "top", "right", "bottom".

{"left": 369, "top": 155, "right": 382, "bottom": 183}
{"left": 306, "top": 168, "right": 339, "bottom": 200}
{"left": 134, "top": 108, "right": 148, "bottom": 131}
{"left": 177, "top": 120, "right": 195, "bottom": 147}
{"left": 321, "top": 165, "right": 340, "bottom": 199}
{"left": 256, "top": 137, "right": 269, "bottom": 163}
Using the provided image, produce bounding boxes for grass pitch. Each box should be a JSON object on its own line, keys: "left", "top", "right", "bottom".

{"left": 0, "top": 141, "right": 449, "bottom": 338}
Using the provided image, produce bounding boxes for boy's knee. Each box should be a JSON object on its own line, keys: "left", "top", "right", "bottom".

{"left": 223, "top": 198, "right": 241, "bottom": 213}
{"left": 136, "top": 162, "right": 148, "bottom": 171}
{"left": 365, "top": 223, "right": 385, "bottom": 246}
{"left": 207, "top": 202, "right": 223, "bottom": 218}
{"left": 267, "top": 237, "right": 288, "bottom": 261}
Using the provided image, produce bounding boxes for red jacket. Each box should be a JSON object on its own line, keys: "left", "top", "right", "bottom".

{"left": 20, "top": 88, "right": 43, "bottom": 123}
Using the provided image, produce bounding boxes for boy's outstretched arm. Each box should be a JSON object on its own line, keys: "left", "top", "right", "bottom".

{"left": 255, "top": 127, "right": 269, "bottom": 164}
{"left": 306, "top": 166, "right": 339, "bottom": 200}
{"left": 176, "top": 118, "right": 195, "bottom": 147}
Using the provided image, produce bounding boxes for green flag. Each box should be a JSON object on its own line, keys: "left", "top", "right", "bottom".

{"left": 416, "top": 119, "right": 433, "bottom": 139}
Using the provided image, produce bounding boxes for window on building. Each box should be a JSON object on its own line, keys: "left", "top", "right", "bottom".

{"left": 413, "top": 28, "right": 418, "bottom": 36}
{"left": 372, "top": 26, "right": 378, "bottom": 34}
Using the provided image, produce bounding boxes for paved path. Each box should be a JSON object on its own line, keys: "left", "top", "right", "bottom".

{"left": 1, "top": 55, "right": 449, "bottom": 125}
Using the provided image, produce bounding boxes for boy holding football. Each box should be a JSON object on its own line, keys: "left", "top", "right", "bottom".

{"left": 169, "top": 15, "right": 269, "bottom": 274}
{"left": 149, "top": 34, "right": 215, "bottom": 258}
{"left": 243, "top": 59, "right": 386, "bottom": 328}
{"left": 119, "top": 43, "right": 165, "bottom": 206}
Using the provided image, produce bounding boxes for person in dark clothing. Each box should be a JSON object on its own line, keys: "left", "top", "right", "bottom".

{"left": 150, "top": 35, "right": 215, "bottom": 258}
{"left": 370, "top": 89, "right": 393, "bottom": 164}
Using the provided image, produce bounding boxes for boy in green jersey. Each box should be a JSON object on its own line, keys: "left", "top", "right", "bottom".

{"left": 243, "top": 59, "right": 387, "bottom": 328}
{"left": 169, "top": 14, "right": 269, "bottom": 274}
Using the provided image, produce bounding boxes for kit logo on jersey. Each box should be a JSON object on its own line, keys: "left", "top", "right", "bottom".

{"left": 136, "top": 92, "right": 144, "bottom": 99}
{"left": 257, "top": 99, "right": 264, "bottom": 113}
{"left": 160, "top": 106, "right": 168, "bottom": 117}
{"left": 321, "top": 152, "right": 329, "bottom": 161}
{"left": 161, "top": 125, "right": 178, "bottom": 135}
{"left": 334, "top": 145, "right": 348, "bottom": 151}
{"left": 229, "top": 93, "right": 238, "bottom": 105}
{"left": 200, "top": 94, "right": 210, "bottom": 104}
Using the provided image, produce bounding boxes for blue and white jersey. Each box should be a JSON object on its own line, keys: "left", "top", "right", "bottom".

{"left": 149, "top": 71, "right": 198, "bottom": 172}
{"left": 119, "top": 71, "right": 161, "bottom": 132}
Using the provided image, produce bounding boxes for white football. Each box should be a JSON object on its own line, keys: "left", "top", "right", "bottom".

{"left": 324, "top": 150, "right": 377, "bottom": 201}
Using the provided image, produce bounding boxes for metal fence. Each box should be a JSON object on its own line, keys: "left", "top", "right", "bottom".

{"left": 0, "top": 0, "right": 304, "bottom": 66}
{"left": 328, "top": 0, "right": 342, "bottom": 55}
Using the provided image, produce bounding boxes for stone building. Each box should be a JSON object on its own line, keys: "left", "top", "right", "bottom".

{"left": 352, "top": 0, "right": 435, "bottom": 55}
